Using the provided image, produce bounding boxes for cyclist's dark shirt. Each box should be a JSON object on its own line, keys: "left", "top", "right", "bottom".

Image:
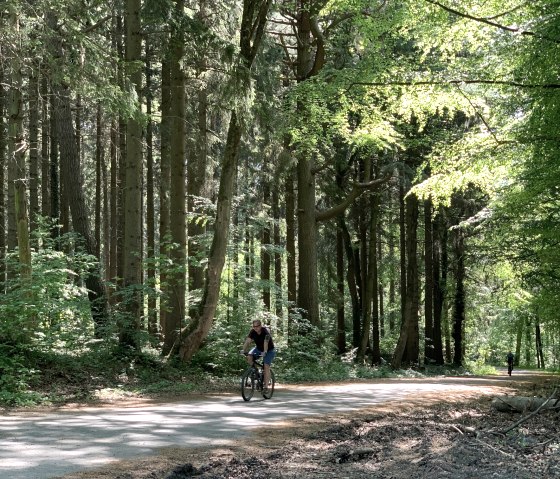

{"left": 248, "top": 327, "right": 274, "bottom": 351}
{"left": 507, "top": 353, "right": 514, "bottom": 364}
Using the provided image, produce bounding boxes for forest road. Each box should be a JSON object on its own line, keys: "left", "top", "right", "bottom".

{"left": 0, "top": 372, "right": 530, "bottom": 479}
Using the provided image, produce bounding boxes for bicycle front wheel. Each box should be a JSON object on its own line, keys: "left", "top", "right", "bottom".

{"left": 241, "top": 368, "right": 256, "bottom": 401}
{"left": 262, "top": 369, "right": 275, "bottom": 399}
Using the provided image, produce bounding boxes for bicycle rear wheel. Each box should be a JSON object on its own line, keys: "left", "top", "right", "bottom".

{"left": 262, "top": 369, "right": 275, "bottom": 399}
{"left": 241, "top": 368, "right": 256, "bottom": 401}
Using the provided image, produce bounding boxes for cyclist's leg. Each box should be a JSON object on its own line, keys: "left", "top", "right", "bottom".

{"left": 247, "top": 347, "right": 261, "bottom": 367}
{"left": 262, "top": 350, "right": 276, "bottom": 388}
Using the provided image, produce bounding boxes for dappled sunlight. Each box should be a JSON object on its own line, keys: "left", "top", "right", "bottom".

{"left": 0, "top": 378, "right": 516, "bottom": 479}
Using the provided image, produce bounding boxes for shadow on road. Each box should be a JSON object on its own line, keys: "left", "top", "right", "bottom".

{"left": 0, "top": 372, "right": 551, "bottom": 479}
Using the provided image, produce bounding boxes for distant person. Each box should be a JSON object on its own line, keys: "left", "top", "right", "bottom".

{"left": 507, "top": 351, "right": 514, "bottom": 376}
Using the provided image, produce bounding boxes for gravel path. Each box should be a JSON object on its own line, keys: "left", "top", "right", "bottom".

{"left": 0, "top": 375, "right": 519, "bottom": 479}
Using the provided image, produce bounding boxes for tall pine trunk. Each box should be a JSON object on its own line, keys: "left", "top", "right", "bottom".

{"left": 164, "top": 0, "right": 187, "bottom": 354}
{"left": 452, "top": 223, "right": 465, "bottom": 366}
{"left": 120, "top": 0, "right": 143, "bottom": 347}
{"left": 424, "top": 198, "right": 435, "bottom": 363}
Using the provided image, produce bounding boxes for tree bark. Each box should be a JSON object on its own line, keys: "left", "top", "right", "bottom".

{"left": 95, "top": 103, "right": 103, "bottom": 259}
{"left": 370, "top": 193, "right": 381, "bottom": 365}
{"left": 336, "top": 225, "right": 346, "bottom": 354}
{"left": 40, "top": 75, "right": 50, "bottom": 219}
{"left": 145, "top": 45, "right": 157, "bottom": 339}
{"left": 49, "top": 81, "right": 60, "bottom": 242}
{"left": 159, "top": 57, "right": 171, "bottom": 335}
{"left": 28, "top": 72, "right": 39, "bottom": 235}
{"left": 177, "top": 0, "right": 272, "bottom": 362}
{"left": 404, "top": 193, "right": 419, "bottom": 364}
{"left": 51, "top": 74, "right": 108, "bottom": 335}
{"left": 0, "top": 66, "right": 6, "bottom": 291}
{"left": 535, "top": 319, "right": 544, "bottom": 369}
{"left": 187, "top": 2, "right": 209, "bottom": 298}
{"left": 272, "top": 188, "right": 283, "bottom": 324}
{"left": 424, "top": 198, "right": 434, "bottom": 363}
{"left": 261, "top": 182, "right": 271, "bottom": 310}
{"left": 164, "top": 0, "right": 187, "bottom": 354}
{"left": 340, "top": 217, "right": 361, "bottom": 349}
{"left": 120, "top": 0, "right": 143, "bottom": 347}
{"left": 452, "top": 221, "right": 465, "bottom": 366}
{"left": 285, "top": 165, "right": 297, "bottom": 342}
{"left": 8, "top": 10, "right": 32, "bottom": 281}
{"left": 432, "top": 209, "right": 445, "bottom": 365}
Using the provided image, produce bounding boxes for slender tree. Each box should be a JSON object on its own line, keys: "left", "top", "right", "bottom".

{"left": 177, "top": 0, "right": 273, "bottom": 361}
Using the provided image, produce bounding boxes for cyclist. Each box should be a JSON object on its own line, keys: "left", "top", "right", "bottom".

{"left": 507, "top": 351, "right": 514, "bottom": 376}
{"left": 242, "top": 320, "right": 276, "bottom": 391}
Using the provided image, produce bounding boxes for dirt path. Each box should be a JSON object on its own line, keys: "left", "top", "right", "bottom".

{"left": 1, "top": 371, "right": 558, "bottom": 479}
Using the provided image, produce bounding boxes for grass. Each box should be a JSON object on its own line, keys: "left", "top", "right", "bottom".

{"left": 2, "top": 344, "right": 553, "bottom": 409}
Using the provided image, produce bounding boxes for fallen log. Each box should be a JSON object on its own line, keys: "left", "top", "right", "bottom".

{"left": 492, "top": 395, "right": 558, "bottom": 413}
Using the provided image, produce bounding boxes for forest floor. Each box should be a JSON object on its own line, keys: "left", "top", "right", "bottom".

{"left": 55, "top": 370, "right": 560, "bottom": 479}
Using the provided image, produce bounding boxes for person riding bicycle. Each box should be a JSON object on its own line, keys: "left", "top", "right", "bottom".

{"left": 507, "top": 351, "right": 514, "bottom": 376}
{"left": 242, "top": 320, "right": 276, "bottom": 391}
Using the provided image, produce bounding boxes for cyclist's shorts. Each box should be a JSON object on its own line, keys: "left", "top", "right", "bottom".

{"left": 249, "top": 348, "right": 276, "bottom": 365}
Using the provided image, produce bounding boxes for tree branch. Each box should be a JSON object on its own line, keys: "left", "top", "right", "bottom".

{"left": 453, "top": 84, "right": 504, "bottom": 145}
{"left": 425, "top": 0, "right": 560, "bottom": 44}
{"left": 316, "top": 174, "right": 391, "bottom": 222}
{"left": 349, "top": 79, "right": 560, "bottom": 89}
{"left": 501, "top": 388, "right": 559, "bottom": 434}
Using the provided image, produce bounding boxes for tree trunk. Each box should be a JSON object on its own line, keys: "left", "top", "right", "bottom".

{"left": 177, "top": 0, "right": 272, "bottom": 362}
{"left": 0, "top": 66, "right": 6, "bottom": 291}
{"left": 432, "top": 209, "right": 445, "bottom": 365}
{"left": 515, "top": 317, "right": 523, "bottom": 367}
{"left": 285, "top": 166, "right": 297, "bottom": 342}
{"left": 51, "top": 79, "right": 107, "bottom": 334}
{"left": 178, "top": 111, "right": 243, "bottom": 360}
{"left": 120, "top": 0, "right": 143, "bottom": 347}
{"left": 117, "top": 13, "right": 126, "bottom": 284}
{"left": 294, "top": 3, "right": 326, "bottom": 329}
{"left": 492, "top": 396, "right": 559, "bottom": 413}
{"left": 40, "top": 75, "right": 50, "bottom": 219}
{"left": 388, "top": 206, "right": 396, "bottom": 333}
{"left": 404, "top": 193, "right": 419, "bottom": 365}
{"left": 340, "top": 218, "right": 361, "bottom": 349}
{"left": 8, "top": 10, "right": 32, "bottom": 280}
{"left": 378, "top": 229, "right": 385, "bottom": 338}
{"left": 336, "top": 226, "right": 346, "bottom": 354}
{"left": 261, "top": 182, "right": 271, "bottom": 310}
{"left": 370, "top": 193, "right": 381, "bottom": 365}
{"left": 187, "top": 1, "right": 209, "bottom": 297}
{"left": 452, "top": 223, "right": 465, "bottom": 366}
{"left": 49, "top": 85, "right": 59, "bottom": 241}
{"left": 145, "top": 45, "right": 157, "bottom": 339}
{"left": 424, "top": 198, "right": 435, "bottom": 363}
{"left": 297, "top": 154, "right": 320, "bottom": 327}
{"left": 442, "top": 226, "right": 451, "bottom": 363}
{"left": 398, "top": 177, "right": 406, "bottom": 331}
{"left": 164, "top": 0, "right": 187, "bottom": 354}
{"left": 524, "top": 316, "right": 531, "bottom": 365}
{"left": 95, "top": 103, "right": 103, "bottom": 259}
{"left": 159, "top": 58, "right": 171, "bottom": 335}
{"left": 535, "top": 319, "right": 544, "bottom": 369}
{"left": 28, "top": 72, "right": 39, "bottom": 235}
{"left": 272, "top": 188, "right": 283, "bottom": 325}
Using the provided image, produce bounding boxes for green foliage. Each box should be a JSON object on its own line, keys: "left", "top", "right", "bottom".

{"left": 0, "top": 345, "right": 42, "bottom": 406}
{"left": 0, "top": 231, "right": 96, "bottom": 348}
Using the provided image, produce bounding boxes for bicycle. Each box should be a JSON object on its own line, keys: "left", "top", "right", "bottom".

{"left": 240, "top": 352, "right": 275, "bottom": 401}
{"left": 508, "top": 362, "right": 513, "bottom": 376}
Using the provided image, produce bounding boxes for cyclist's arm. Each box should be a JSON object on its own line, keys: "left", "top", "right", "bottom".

{"left": 263, "top": 334, "right": 270, "bottom": 354}
{"left": 242, "top": 336, "right": 252, "bottom": 353}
